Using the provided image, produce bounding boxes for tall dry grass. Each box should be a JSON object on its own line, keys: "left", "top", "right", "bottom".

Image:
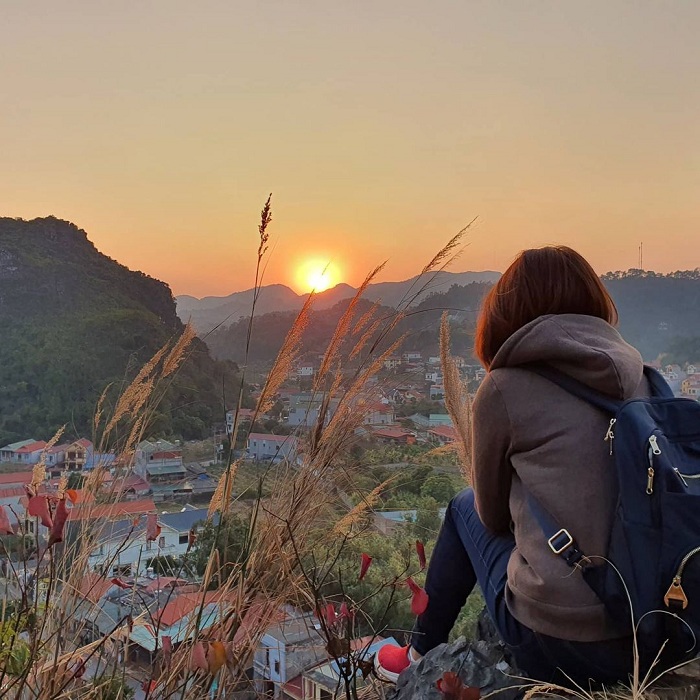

{"left": 0, "top": 199, "right": 478, "bottom": 699}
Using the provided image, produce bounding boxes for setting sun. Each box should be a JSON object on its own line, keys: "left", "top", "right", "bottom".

{"left": 295, "top": 259, "right": 341, "bottom": 293}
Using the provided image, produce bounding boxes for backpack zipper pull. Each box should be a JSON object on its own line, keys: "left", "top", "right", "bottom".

{"left": 665, "top": 575, "right": 689, "bottom": 610}
{"left": 604, "top": 418, "right": 617, "bottom": 455}
{"left": 646, "top": 467, "right": 655, "bottom": 495}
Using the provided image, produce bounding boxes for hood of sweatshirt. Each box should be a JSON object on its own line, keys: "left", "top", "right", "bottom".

{"left": 489, "top": 314, "right": 644, "bottom": 400}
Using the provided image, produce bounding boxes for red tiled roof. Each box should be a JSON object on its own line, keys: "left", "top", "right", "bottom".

{"left": 75, "top": 438, "right": 93, "bottom": 448}
{"left": 373, "top": 427, "right": 415, "bottom": 439}
{"left": 15, "top": 441, "right": 48, "bottom": 453}
{"left": 0, "top": 472, "right": 33, "bottom": 486}
{"left": 428, "top": 426, "right": 458, "bottom": 440}
{"left": 281, "top": 675, "right": 304, "bottom": 700}
{"left": 0, "top": 486, "right": 26, "bottom": 499}
{"left": 68, "top": 498, "right": 156, "bottom": 521}
{"left": 156, "top": 590, "right": 227, "bottom": 628}
{"left": 151, "top": 451, "right": 181, "bottom": 460}
{"left": 143, "top": 577, "right": 189, "bottom": 594}
{"left": 77, "top": 573, "right": 116, "bottom": 604}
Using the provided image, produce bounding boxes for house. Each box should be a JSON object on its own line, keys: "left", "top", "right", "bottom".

{"left": 13, "top": 440, "right": 48, "bottom": 465}
{"left": 226, "top": 408, "right": 256, "bottom": 435}
{"left": 297, "top": 365, "right": 315, "bottom": 378}
{"left": 408, "top": 413, "right": 453, "bottom": 429}
{"left": 428, "top": 425, "right": 458, "bottom": 445}
{"left": 136, "top": 440, "right": 186, "bottom": 484}
{"left": 429, "top": 384, "right": 445, "bottom": 400}
{"left": 286, "top": 393, "right": 340, "bottom": 429}
{"left": 402, "top": 351, "right": 422, "bottom": 363}
{"left": 474, "top": 368, "right": 487, "bottom": 383}
{"left": 425, "top": 371, "right": 442, "bottom": 384}
{"left": 254, "top": 609, "right": 325, "bottom": 698}
{"left": 62, "top": 439, "right": 92, "bottom": 471}
{"left": 363, "top": 403, "right": 395, "bottom": 427}
{"left": 681, "top": 377, "right": 700, "bottom": 398}
{"left": 247, "top": 434, "right": 298, "bottom": 463}
{"left": 86, "top": 507, "right": 213, "bottom": 577}
{"left": 383, "top": 356, "right": 401, "bottom": 370}
{"left": 372, "top": 427, "right": 416, "bottom": 445}
{"left": 0, "top": 439, "right": 40, "bottom": 463}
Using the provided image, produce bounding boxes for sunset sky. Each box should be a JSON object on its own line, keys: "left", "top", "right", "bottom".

{"left": 2, "top": 2, "right": 698, "bottom": 297}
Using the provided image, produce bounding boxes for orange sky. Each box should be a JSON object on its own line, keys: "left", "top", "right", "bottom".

{"left": 2, "top": 2, "right": 698, "bottom": 297}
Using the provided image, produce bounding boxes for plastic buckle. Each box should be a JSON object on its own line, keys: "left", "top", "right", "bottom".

{"left": 548, "top": 529, "right": 574, "bottom": 555}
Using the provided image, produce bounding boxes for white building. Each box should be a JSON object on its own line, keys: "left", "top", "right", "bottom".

{"left": 247, "top": 434, "right": 298, "bottom": 463}
{"left": 88, "top": 508, "right": 213, "bottom": 577}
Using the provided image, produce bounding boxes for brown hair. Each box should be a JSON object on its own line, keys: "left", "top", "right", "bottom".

{"left": 474, "top": 246, "right": 618, "bottom": 369}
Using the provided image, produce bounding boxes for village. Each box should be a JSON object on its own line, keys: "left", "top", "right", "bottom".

{"left": 1, "top": 351, "right": 698, "bottom": 699}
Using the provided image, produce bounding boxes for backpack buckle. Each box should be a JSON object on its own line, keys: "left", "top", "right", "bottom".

{"left": 548, "top": 529, "right": 574, "bottom": 555}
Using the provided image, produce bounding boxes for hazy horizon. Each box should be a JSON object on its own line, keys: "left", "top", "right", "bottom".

{"left": 2, "top": 2, "right": 698, "bottom": 296}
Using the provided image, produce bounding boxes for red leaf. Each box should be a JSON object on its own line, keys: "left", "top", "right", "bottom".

{"left": 142, "top": 679, "right": 157, "bottom": 693}
{"left": 162, "top": 636, "right": 172, "bottom": 665}
{"left": 406, "top": 577, "right": 429, "bottom": 615}
{"left": 189, "top": 640, "right": 209, "bottom": 672}
{"left": 65, "top": 489, "right": 79, "bottom": 504}
{"left": 110, "top": 577, "right": 130, "bottom": 589}
{"left": 27, "top": 494, "right": 53, "bottom": 528}
{"left": 359, "top": 553, "right": 372, "bottom": 581}
{"left": 146, "top": 513, "right": 161, "bottom": 542}
{"left": 207, "top": 641, "right": 227, "bottom": 673}
{"left": 0, "top": 506, "right": 13, "bottom": 535}
{"left": 323, "top": 603, "right": 337, "bottom": 628}
{"left": 436, "top": 671, "right": 480, "bottom": 700}
{"left": 188, "top": 528, "right": 197, "bottom": 549}
{"left": 48, "top": 498, "right": 68, "bottom": 546}
{"left": 339, "top": 601, "right": 353, "bottom": 621}
{"left": 416, "top": 540, "right": 427, "bottom": 570}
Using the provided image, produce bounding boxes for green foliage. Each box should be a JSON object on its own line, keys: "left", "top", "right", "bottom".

{"left": 420, "top": 473, "right": 458, "bottom": 503}
{"left": 661, "top": 336, "right": 700, "bottom": 366}
{"left": 0, "top": 617, "right": 31, "bottom": 676}
{"left": 188, "top": 514, "right": 249, "bottom": 578}
{"left": 145, "top": 555, "right": 189, "bottom": 576}
{"left": 0, "top": 217, "right": 243, "bottom": 444}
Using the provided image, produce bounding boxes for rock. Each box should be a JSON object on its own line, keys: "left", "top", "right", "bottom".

{"left": 387, "top": 610, "right": 525, "bottom": 700}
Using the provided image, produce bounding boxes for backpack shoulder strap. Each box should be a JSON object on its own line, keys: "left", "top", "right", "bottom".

{"left": 523, "top": 364, "right": 673, "bottom": 413}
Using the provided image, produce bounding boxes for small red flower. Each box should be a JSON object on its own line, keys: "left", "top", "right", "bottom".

{"left": 416, "top": 540, "right": 427, "bottom": 570}
{"left": 359, "top": 552, "right": 372, "bottom": 581}
{"left": 0, "top": 505, "right": 13, "bottom": 535}
{"left": 406, "top": 577, "right": 429, "bottom": 615}
{"left": 188, "top": 527, "right": 197, "bottom": 549}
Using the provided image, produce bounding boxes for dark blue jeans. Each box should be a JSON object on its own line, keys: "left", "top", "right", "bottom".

{"left": 411, "top": 489, "right": 633, "bottom": 687}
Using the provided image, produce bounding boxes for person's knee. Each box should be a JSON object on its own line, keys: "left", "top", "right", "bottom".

{"left": 449, "top": 488, "right": 476, "bottom": 518}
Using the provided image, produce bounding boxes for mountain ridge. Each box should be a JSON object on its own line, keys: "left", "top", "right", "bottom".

{"left": 176, "top": 270, "right": 501, "bottom": 332}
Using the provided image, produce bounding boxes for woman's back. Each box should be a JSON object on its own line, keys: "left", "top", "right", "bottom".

{"left": 472, "top": 313, "right": 648, "bottom": 641}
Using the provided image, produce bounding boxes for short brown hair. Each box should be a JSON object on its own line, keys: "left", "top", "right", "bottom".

{"left": 474, "top": 246, "right": 618, "bottom": 369}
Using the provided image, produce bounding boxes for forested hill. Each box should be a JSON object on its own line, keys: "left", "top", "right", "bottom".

{"left": 0, "top": 217, "right": 241, "bottom": 444}
{"left": 204, "top": 272, "right": 700, "bottom": 365}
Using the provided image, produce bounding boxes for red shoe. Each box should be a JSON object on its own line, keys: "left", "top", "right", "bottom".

{"left": 373, "top": 644, "right": 414, "bottom": 683}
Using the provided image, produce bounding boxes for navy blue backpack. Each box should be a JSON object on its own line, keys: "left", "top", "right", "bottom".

{"left": 527, "top": 365, "right": 700, "bottom": 669}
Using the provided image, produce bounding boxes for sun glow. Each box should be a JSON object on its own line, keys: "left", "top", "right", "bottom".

{"left": 296, "top": 259, "right": 341, "bottom": 293}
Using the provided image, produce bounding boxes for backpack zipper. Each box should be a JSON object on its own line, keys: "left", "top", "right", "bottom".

{"left": 664, "top": 546, "right": 700, "bottom": 610}
{"left": 604, "top": 419, "right": 617, "bottom": 455}
{"left": 646, "top": 435, "right": 661, "bottom": 494}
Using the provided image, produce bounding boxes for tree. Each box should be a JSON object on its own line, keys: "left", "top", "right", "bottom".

{"left": 420, "top": 473, "right": 457, "bottom": 504}
{"left": 188, "top": 514, "right": 249, "bottom": 578}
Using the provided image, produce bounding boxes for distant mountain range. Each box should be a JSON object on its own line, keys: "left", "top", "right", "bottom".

{"left": 176, "top": 271, "right": 501, "bottom": 333}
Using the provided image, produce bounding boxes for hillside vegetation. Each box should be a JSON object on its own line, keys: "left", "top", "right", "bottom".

{"left": 0, "top": 216, "right": 241, "bottom": 444}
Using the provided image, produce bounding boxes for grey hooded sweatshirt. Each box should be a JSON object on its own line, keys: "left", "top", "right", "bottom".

{"left": 472, "top": 313, "right": 647, "bottom": 642}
